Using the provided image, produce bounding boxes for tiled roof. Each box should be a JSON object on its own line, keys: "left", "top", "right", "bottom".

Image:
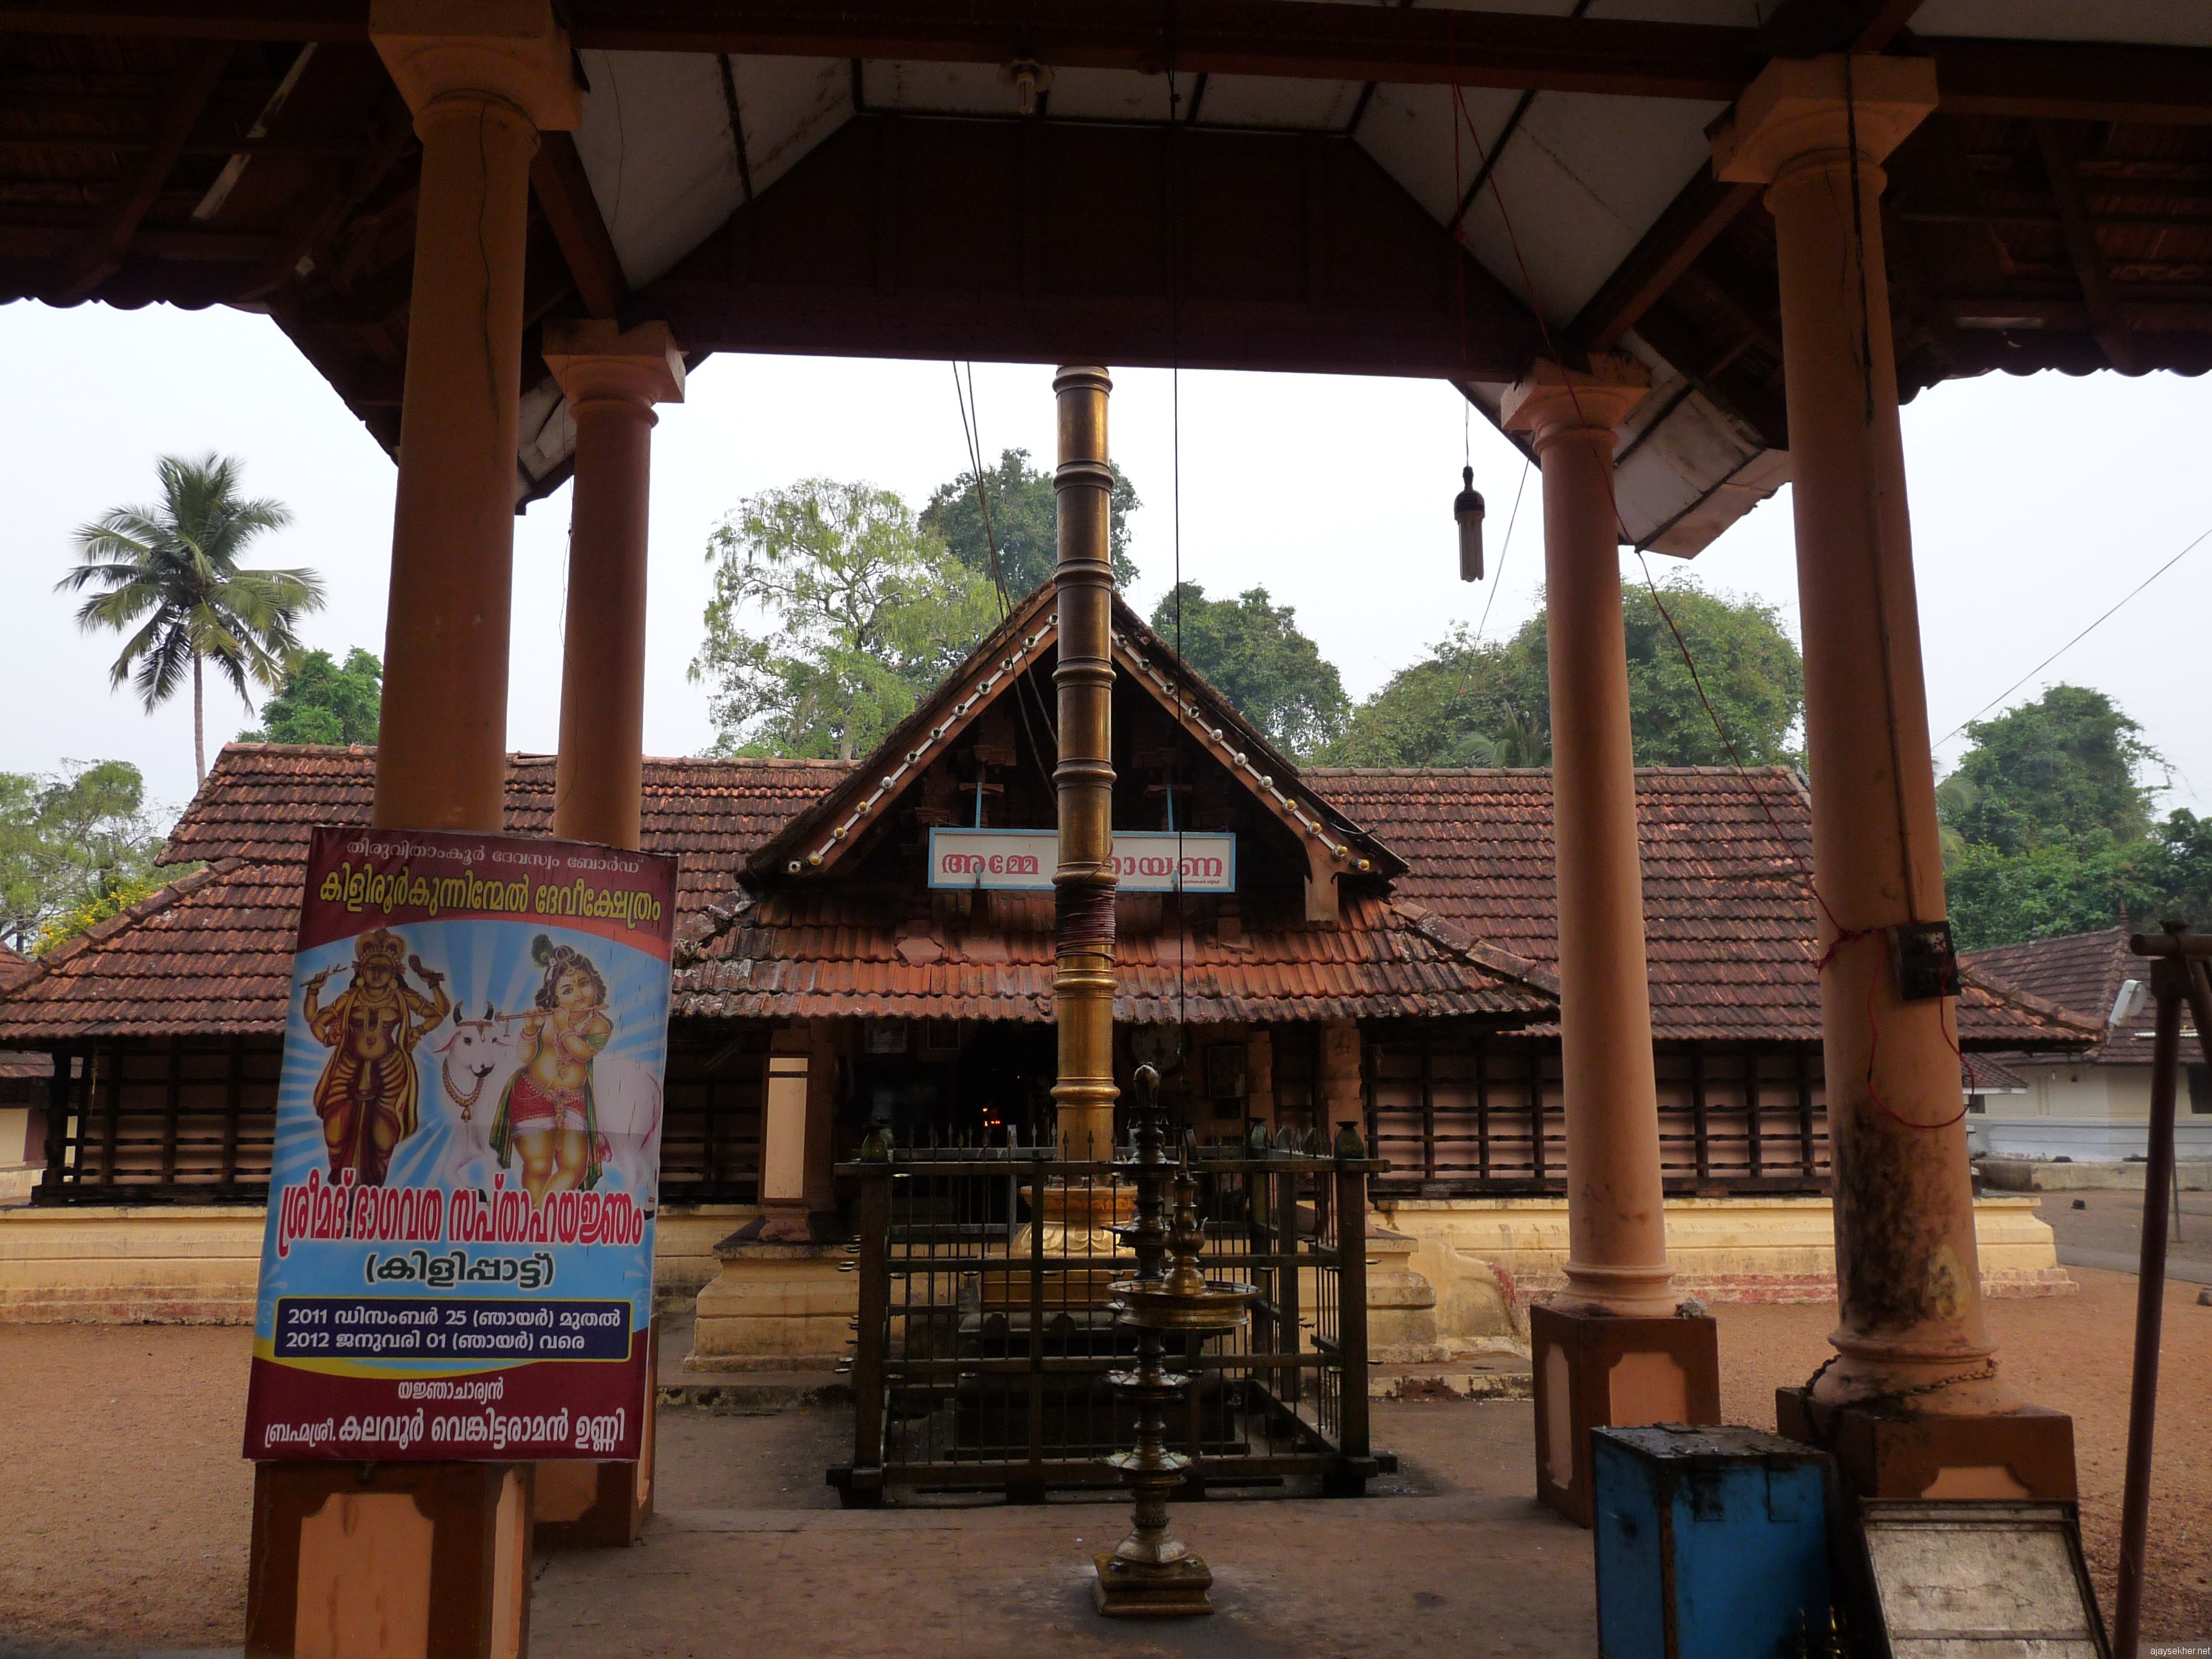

{"left": 0, "top": 747, "right": 2091, "bottom": 1050}
{"left": 1306, "top": 766, "right": 2093, "bottom": 1049}
{"left": 0, "top": 943, "right": 28, "bottom": 993}
{"left": 0, "top": 860, "right": 295, "bottom": 1040}
{"left": 672, "top": 887, "right": 1552, "bottom": 1024}
{"left": 162, "top": 743, "right": 841, "bottom": 917}
{"left": 1962, "top": 1052, "right": 2032, "bottom": 1094}
{"left": 1965, "top": 928, "right": 2202, "bottom": 1067}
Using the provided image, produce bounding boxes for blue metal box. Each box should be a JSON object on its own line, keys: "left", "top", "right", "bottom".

{"left": 1593, "top": 1424, "right": 1833, "bottom": 1659}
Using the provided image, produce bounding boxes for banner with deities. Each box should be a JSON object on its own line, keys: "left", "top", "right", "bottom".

{"left": 243, "top": 826, "right": 677, "bottom": 1463}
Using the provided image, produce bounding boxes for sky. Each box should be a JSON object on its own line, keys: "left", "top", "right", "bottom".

{"left": 4, "top": 298, "right": 2210, "bottom": 831}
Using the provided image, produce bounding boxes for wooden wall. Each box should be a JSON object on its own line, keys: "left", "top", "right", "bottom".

{"left": 1364, "top": 1033, "right": 1831, "bottom": 1197}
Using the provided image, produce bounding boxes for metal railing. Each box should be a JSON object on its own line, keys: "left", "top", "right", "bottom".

{"left": 828, "top": 1136, "right": 1387, "bottom": 1506}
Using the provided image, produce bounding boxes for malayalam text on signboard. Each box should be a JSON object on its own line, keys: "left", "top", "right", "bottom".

{"left": 243, "top": 826, "right": 678, "bottom": 1463}
{"left": 927, "top": 828, "right": 1235, "bottom": 893}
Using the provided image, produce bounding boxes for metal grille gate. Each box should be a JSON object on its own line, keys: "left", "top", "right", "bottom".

{"left": 829, "top": 1142, "right": 1387, "bottom": 1506}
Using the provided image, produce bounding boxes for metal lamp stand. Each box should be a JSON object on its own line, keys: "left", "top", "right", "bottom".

{"left": 1095, "top": 1065, "right": 1255, "bottom": 1617}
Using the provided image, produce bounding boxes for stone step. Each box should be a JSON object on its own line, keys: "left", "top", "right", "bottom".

{"left": 658, "top": 1371, "right": 854, "bottom": 1411}
{"left": 1368, "top": 1355, "right": 1533, "bottom": 1403}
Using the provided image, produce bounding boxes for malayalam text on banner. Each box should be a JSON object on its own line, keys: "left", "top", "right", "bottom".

{"left": 243, "top": 826, "right": 679, "bottom": 1463}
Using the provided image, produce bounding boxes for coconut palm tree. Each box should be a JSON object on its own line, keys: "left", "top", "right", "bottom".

{"left": 59, "top": 454, "right": 324, "bottom": 783}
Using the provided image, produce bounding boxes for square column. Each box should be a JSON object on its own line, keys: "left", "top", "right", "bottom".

{"left": 1503, "top": 356, "right": 1718, "bottom": 1526}
{"left": 1715, "top": 55, "right": 2074, "bottom": 1499}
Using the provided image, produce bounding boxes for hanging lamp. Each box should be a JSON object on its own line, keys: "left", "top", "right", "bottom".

{"left": 1455, "top": 465, "right": 1486, "bottom": 581}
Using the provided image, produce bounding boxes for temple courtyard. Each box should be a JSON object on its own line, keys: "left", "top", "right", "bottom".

{"left": 2, "top": 1263, "right": 2205, "bottom": 1655}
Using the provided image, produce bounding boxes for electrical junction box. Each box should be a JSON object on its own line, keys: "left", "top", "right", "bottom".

{"left": 1593, "top": 1424, "right": 1834, "bottom": 1659}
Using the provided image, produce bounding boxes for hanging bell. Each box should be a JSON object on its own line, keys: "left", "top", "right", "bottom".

{"left": 1455, "top": 464, "right": 1486, "bottom": 583}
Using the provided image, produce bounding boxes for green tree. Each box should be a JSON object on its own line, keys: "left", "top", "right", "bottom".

{"left": 240, "top": 648, "right": 382, "bottom": 746}
{"left": 1941, "top": 685, "right": 2162, "bottom": 857}
{"left": 1935, "top": 686, "right": 2207, "bottom": 948}
{"left": 1327, "top": 577, "right": 1801, "bottom": 769}
{"left": 59, "top": 454, "right": 323, "bottom": 783}
{"left": 1151, "top": 583, "right": 1351, "bottom": 759}
{"left": 1327, "top": 628, "right": 1543, "bottom": 768}
{"left": 0, "top": 760, "right": 171, "bottom": 954}
{"left": 920, "top": 447, "right": 1141, "bottom": 598}
{"left": 691, "top": 478, "right": 1001, "bottom": 760}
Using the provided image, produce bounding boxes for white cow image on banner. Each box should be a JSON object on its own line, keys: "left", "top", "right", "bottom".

{"left": 429, "top": 1004, "right": 663, "bottom": 1201}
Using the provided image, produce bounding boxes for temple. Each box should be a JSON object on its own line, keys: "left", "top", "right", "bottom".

{"left": 2, "top": 0, "right": 2207, "bottom": 1643}
{"left": 0, "top": 592, "right": 2086, "bottom": 1341}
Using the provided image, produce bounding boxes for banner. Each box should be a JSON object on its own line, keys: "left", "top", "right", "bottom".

{"left": 928, "top": 827, "right": 1235, "bottom": 893}
{"left": 244, "top": 826, "right": 678, "bottom": 1463}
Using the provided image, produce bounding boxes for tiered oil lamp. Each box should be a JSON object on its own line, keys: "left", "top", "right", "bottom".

{"left": 1094, "top": 1065, "right": 1256, "bottom": 1617}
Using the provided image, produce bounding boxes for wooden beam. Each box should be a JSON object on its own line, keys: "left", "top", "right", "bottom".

{"left": 1568, "top": 0, "right": 1928, "bottom": 354}
{"left": 0, "top": 0, "right": 366, "bottom": 38}
{"left": 16, "top": 3, "right": 2212, "bottom": 126}
{"left": 1569, "top": 169, "right": 1761, "bottom": 352}
{"left": 2032, "top": 121, "right": 2139, "bottom": 374}
{"left": 1926, "top": 37, "right": 2212, "bottom": 129}
{"left": 531, "top": 129, "right": 627, "bottom": 318}
{"left": 639, "top": 114, "right": 1545, "bottom": 380}
{"left": 44, "top": 40, "right": 232, "bottom": 303}
{"left": 569, "top": 1, "right": 1762, "bottom": 99}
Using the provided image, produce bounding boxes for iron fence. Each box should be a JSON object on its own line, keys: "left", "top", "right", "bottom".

{"left": 828, "top": 1138, "right": 1388, "bottom": 1506}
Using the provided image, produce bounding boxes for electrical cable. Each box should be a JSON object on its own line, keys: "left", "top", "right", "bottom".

{"left": 1471, "top": 453, "right": 1530, "bottom": 648}
{"left": 1449, "top": 52, "right": 1965, "bottom": 1128}
{"left": 950, "top": 361, "right": 1057, "bottom": 799}
{"left": 1936, "top": 518, "right": 2212, "bottom": 745}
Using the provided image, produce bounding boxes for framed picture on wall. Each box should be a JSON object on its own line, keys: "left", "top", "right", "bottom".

{"left": 864, "top": 1019, "right": 908, "bottom": 1055}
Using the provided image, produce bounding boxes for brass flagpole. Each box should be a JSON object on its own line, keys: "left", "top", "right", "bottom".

{"left": 1051, "top": 364, "right": 1118, "bottom": 1164}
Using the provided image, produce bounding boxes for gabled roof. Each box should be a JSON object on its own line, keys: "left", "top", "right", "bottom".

{"left": 1309, "top": 766, "right": 2097, "bottom": 1050}
{"left": 0, "top": 745, "right": 2088, "bottom": 1050}
{"left": 0, "top": 943, "right": 28, "bottom": 994}
{"left": 748, "top": 585, "right": 1402, "bottom": 890}
{"left": 1965, "top": 928, "right": 2201, "bottom": 1067}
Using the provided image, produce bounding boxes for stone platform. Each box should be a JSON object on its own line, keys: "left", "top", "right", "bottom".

{"left": 531, "top": 1399, "right": 1596, "bottom": 1659}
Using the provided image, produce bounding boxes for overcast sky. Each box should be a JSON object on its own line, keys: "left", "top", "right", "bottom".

{"left": 4, "top": 299, "right": 2208, "bottom": 830}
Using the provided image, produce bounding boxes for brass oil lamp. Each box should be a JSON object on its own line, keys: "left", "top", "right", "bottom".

{"left": 1093, "top": 1065, "right": 1256, "bottom": 1617}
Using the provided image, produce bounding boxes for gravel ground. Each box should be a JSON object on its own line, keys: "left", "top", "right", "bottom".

{"left": 1714, "top": 1266, "right": 2212, "bottom": 1643}
{"left": 2, "top": 1264, "right": 2206, "bottom": 1650}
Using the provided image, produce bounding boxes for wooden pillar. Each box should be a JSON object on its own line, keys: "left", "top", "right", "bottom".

{"left": 1716, "top": 56, "right": 2075, "bottom": 1501}
{"left": 543, "top": 321, "right": 684, "bottom": 851}
{"left": 1319, "top": 1019, "right": 1362, "bottom": 1138}
{"left": 1504, "top": 355, "right": 1718, "bottom": 1527}
{"left": 1244, "top": 1029, "right": 1275, "bottom": 1129}
{"left": 760, "top": 1021, "right": 838, "bottom": 1241}
{"left": 369, "top": 0, "right": 581, "bottom": 834}
{"left": 1051, "top": 365, "right": 1118, "bottom": 1164}
{"left": 247, "top": 7, "right": 581, "bottom": 1651}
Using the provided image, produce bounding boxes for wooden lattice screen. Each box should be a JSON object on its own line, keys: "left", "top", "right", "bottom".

{"left": 1364, "top": 1035, "right": 1831, "bottom": 1197}
{"left": 33, "top": 1019, "right": 769, "bottom": 1206}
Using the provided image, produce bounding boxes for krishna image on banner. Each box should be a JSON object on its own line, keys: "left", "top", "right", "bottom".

{"left": 492, "top": 934, "right": 612, "bottom": 1202}
{"left": 243, "top": 826, "right": 680, "bottom": 1464}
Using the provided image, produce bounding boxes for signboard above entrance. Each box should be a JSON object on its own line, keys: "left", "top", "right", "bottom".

{"left": 929, "top": 828, "right": 1235, "bottom": 894}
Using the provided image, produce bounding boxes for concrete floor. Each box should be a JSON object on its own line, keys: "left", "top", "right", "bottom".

{"left": 534, "top": 1401, "right": 1595, "bottom": 1659}
{"left": 2044, "top": 1188, "right": 2212, "bottom": 1284}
